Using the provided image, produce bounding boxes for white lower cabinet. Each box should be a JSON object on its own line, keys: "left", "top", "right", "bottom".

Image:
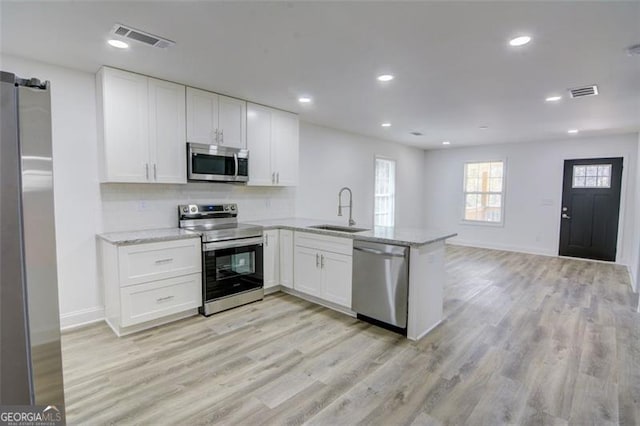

{"left": 263, "top": 229, "right": 294, "bottom": 290}
{"left": 120, "top": 274, "right": 201, "bottom": 327}
{"left": 263, "top": 230, "right": 280, "bottom": 289}
{"left": 101, "top": 237, "right": 202, "bottom": 336}
{"left": 320, "top": 250, "right": 352, "bottom": 308}
{"left": 293, "top": 232, "right": 353, "bottom": 308}
{"left": 279, "top": 230, "right": 294, "bottom": 289}
{"left": 293, "top": 246, "right": 323, "bottom": 297}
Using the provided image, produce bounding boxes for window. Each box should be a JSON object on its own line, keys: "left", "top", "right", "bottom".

{"left": 463, "top": 161, "right": 505, "bottom": 224}
{"left": 374, "top": 157, "right": 396, "bottom": 226}
{"left": 572, "top": 164, "right": 611, "bottom": 188}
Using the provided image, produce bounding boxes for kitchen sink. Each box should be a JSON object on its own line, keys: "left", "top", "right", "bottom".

{"left": 308, "top": 224, "right": 369, "bottom": 233}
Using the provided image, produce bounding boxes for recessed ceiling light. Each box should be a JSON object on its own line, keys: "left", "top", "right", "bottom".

{"left": 377, "top": 74, "right": 394, "bottom": 82}
{"left": 479, "top": 126, "right": 489, "bottom": 130}
{"left": 107, "top": 39, "right": 129, "bottom": 49}
{"left": 545, "top": 96, "right": 562, "bottom": 102}
{"left": 298, "top": 96, "right": 312, "bottom": 104}
{"left": 442, "top": 141, "right": 451, "bottom": 145}
{"left": 381, "top": 123, "right": 391, "bottom": 128}
{"left": 567, "top": 129, "right": 579, "bottom": 134}
{"left": 509, "top": 35, "right": 531, "bottom": 47}
{"left": 410, "top": 131, "right": 423, "bottom": 136}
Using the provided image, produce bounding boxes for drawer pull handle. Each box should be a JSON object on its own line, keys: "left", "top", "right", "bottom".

{"left": 156, "top": 295, "right": 175, "bottom": 303}
{"left": 155, "top": 258, "right": 174, "bottom": 264}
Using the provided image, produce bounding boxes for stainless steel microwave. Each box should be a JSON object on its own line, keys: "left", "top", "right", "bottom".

{"left": 187, "top": 143, "right": 249, "bottom": 183}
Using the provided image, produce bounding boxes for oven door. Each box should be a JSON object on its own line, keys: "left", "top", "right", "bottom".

{"left": 203, "top": 237, "right": 263, "bottom": 302}
{"left": 187, "top": 143, "right": 249, "bottom": 182}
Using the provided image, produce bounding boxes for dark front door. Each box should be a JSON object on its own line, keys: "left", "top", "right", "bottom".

{"left": 559, "top": 157, "right": 623, "bottom": 261}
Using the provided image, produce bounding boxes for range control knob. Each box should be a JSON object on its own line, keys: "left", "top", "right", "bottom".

{"left": 190, "top": 206, "right": 197, "bottom": 213}
{"left": 182, "top": 207, "right": 189, "bottom": 213}
{"left": 224, "top": 205, "right": 230, "bottom": 211}
{"left": 230, "top": 205, "right": 236, "bottom": 210}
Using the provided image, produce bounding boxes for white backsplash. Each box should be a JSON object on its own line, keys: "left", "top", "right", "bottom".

{"left": 101, "top": 182, "right": 296, "bottom": 232}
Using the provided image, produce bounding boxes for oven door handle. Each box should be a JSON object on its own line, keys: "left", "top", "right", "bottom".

{"left": 203, "top": 236, "right": 264, "bottom": 251}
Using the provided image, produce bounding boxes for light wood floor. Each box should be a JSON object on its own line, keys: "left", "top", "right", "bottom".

{"left": 61, "top": 246, "right": 640, "bottom": 425}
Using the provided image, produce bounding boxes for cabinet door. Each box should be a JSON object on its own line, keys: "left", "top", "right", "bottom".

{"left": 148, "top": 78, "right": 186, "bottom": 184}
{"left": 263, "top": 230, "right": 280, "bottom": 289}
{"left": 271, "top": 110, "right": 299, "bottom": 186}
{"left": 279, "top": 230, "right": 294, "bottom": 289}
{"left": 98, "top": 67, "right": 149, "bottom": 182}
{"left": 321, "top": 252, "right": 352, "bottom": 308}
{"left": 293, "top": 246, "right": 322, "bottom": 298}
{"left": 246, "top": 103, "right": 274, "bottom": 186}
{"left": 218, "top": 95, "right": 246, "bottom": 149}
{"left": 186, "top": 87, "right": 218, "bottom": 144}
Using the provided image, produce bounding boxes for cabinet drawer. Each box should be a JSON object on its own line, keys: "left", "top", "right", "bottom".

{"left": 120, "top": 273, "right": 202, "bottom": 327}
{"left": 118, "top": 238, "right": 201, "bottom": 286}
{"left": 294, "top": 231, "right": 353, "bottom": 256}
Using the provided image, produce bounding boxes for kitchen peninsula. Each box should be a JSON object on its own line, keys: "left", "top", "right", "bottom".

{"left": 250, "top": 218, "right": 457, "bottom": 341}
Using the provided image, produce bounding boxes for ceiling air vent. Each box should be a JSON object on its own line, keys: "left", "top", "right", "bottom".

{"left": 110, "top": 24, "right": 175, "bottom": 49}
{"left": 410, "top": 131, "right": 423, "bottom": 136}
{"left": 568, "top": 85, "right": 598, "bottom": 99}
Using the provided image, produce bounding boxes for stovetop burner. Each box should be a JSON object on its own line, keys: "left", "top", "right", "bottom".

{"left": 178, "top": 203, "right": 262, "bottom": 242}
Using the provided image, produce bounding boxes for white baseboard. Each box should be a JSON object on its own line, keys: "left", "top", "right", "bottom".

{"left": 409, "top": 319, "right": 443, "bottom": 342}
{"left": 60, "top": 306, "right": 104, "bottom": 331}
{"left": 449, "top": 240, "right": 640, "bottom": 298}
{"left": 448, "top": 239, "right": 555, "bottom": 258}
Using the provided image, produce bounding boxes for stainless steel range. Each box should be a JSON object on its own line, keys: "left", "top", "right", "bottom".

{"left": 178, "top": 203, "right": 264, "bottom": 316}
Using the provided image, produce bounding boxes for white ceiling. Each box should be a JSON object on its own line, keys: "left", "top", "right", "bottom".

{"left": 1, "top": 1, "right": 639, "bottom": 149}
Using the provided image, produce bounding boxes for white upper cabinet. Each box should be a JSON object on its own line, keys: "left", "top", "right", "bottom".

{"left": 97, "top": 67, "right": 149, "bottom": 183}
{"left": 186, "top": 87, "right": 246, "bottom": 149}
{"left": 246, "top": 103, "right": 299, "bottom": 187}
{"left": 97, "top": 67, "right": 186, "bottom": 184}
{"left": 272, "top": 111, "right": 299, "bottom": 187}
{"left": 148, "top": 78, "right": 186, "bottom": 183}
{"left": 246, "top": 103, "right": 274, "bottom": 185}
{"left": 186, "top": 87, "right": 218, "bottom": 145}
{"left": 218, "top": 95, "right": 247, "bottom": 149}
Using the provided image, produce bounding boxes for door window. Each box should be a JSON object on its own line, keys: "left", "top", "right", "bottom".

{"left": 572, "top": 164, "right": 611, "bottom": 188}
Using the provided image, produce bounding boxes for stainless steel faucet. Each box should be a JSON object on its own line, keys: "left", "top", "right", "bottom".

{"left": 338, "top": 187, "right": 356, "bottom": 226}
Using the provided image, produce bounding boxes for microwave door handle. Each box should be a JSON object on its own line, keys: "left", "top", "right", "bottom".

{"left": 233, "top": 153, "right": 239, "bottom": 178}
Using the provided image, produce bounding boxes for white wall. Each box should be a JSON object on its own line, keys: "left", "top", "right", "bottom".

{"left": 101, "top": 183, "right": 295, "bottom": 232}
{"left": 1, "top": 54, "right": 104, "bottom": 327}
{"left": 423, "top": 134, "right": 639, "bottom": 267}
{"left": 630, "top": 132, "right": 640, "bottom": 293}
{"left": 296, "top": 122, "right": 425, "bottom": 228}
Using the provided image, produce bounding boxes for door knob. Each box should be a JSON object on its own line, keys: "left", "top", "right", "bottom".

{"left": 562, "top": 213, "right": 571, "bottom": 219}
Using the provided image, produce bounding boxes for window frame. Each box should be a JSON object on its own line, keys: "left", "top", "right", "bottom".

{"left": 373, "top": 155, "right": 397, "bottom": 228}
{"left": 461, "top": 159, "right": 507, "bottom": 227}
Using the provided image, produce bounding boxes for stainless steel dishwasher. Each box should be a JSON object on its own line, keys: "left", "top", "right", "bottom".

{"left": 352, "top": 240, "right": 409, "bottom": 334}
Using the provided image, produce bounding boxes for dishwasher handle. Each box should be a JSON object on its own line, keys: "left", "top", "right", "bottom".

{"left": 353, "top": 246, "right": 407, "bottom": 258}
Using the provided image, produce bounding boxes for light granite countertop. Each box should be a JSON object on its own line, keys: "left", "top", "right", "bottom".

{"left": 247, "top": 218, "right": 457, "bottom": 247}
{"left": 97, "top": 219, "right": 456, "bottom": 248}
{"left": 98, "top": 228, "right": 201, "bottom": 246}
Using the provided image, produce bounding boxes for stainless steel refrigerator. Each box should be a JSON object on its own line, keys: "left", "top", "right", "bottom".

{"left": 0, "top": 71, "right": 65, "bottom": 408}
